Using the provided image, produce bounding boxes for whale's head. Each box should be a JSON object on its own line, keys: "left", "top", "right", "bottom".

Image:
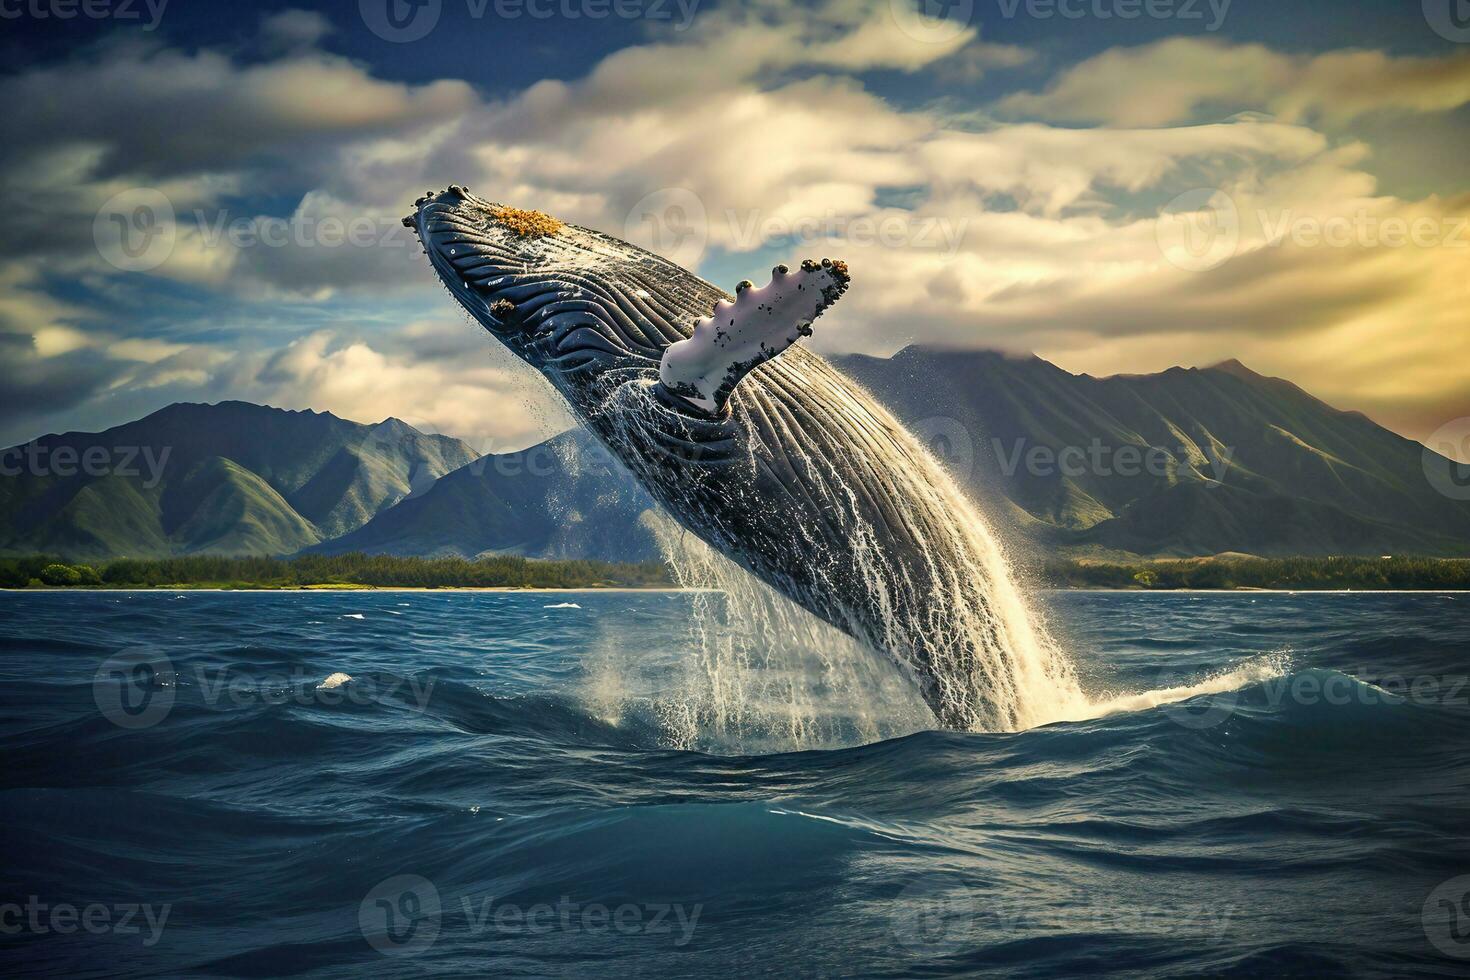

{"left": 406, "top": 186, "right": 720, "bottom": 396}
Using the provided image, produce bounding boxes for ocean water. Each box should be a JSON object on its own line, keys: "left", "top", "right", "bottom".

{"left": 2, "top": 589, "right": 1468, "bottom": 978}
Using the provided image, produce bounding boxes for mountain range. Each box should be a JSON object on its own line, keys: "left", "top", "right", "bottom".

{"left": 833, "top": 347, "right": 1470, "bottom": 558}
{"left": 0, "top": 402, "right": 476, "bottom": 560}
{"left": 3, "top": 348, "right": 1466, "bottom": 561}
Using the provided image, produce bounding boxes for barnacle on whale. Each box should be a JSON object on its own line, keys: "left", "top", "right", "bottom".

{"left": 486, "top": 204, "right": 562, "bottom": 238}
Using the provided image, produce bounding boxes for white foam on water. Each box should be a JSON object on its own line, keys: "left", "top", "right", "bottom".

{"left": 545, "top": 602, "right": 582, "bottom": 609}
{"left": 343, "top": 613, "right": 365, "bottom": 620}
{"left": 317, "top": 672, "right": 352, "bottom": 691}
{"left": 1070, "top": 653, "right": 1292, "bottom": 723}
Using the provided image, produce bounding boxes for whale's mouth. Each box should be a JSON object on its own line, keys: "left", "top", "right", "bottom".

{"left": 406, "top": 186, "right": 715, "bottom": 374}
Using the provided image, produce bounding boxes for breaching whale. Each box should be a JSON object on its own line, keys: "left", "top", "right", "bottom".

{"left": 405, "top": 186, "right": 1071, "bottom": 731}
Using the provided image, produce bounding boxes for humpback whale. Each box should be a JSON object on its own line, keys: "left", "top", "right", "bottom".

{"left": 405, "top": 186, "right": 1074, "bottom": 731}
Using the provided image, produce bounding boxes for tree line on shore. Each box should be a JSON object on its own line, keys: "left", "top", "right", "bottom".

{"left": 2, "top": 553, "right": 1467, "bottom": 592}
{"left": 0, "top": 553, "right": 672, "bottom": 589}
{"left": 1038, "top": 555, "right": 1470, "bottom": 591}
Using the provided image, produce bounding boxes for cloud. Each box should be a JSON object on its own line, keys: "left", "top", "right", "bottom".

{"left": 2, "top": 1, "right": 1467, "bottom": 453}
{"left": 241, "top": 330, "right": 567, "bottom": 450}
{"left": 0, "top": 323, "right": 574, "bottom": 453}
{"left": 260, "top": 9, "right": 333, "bottom": 51}
{"left": 0, "top": 37, "right": 475, "bottom": 181}
{"left": 998, "top": 39, "right": 1470, "bottom": 127}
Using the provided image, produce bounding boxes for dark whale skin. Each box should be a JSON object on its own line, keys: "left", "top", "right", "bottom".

{"left": 410, "top": 187, "right": 1045, "bottom": 730}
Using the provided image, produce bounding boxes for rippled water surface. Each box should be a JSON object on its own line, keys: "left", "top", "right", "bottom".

{"left": 2, "top": 590, "right": 1468, "bottom": 977}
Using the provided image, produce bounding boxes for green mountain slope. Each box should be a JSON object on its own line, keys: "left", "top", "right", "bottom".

{"left": 308, "top": 430, "right": 660, "bottom": 562}
{"left": 831, "top": 347, "right": 1470, "bottom": 557}
{"left": 0, "top": 402, "right": 478, "bottom": 560}
{"left": 164, "top": 457, "right": 322, "bottom": 556}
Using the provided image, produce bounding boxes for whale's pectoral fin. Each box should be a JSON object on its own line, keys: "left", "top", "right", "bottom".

{"left": 658, "top": 258, "right": 849, "bottom": 415}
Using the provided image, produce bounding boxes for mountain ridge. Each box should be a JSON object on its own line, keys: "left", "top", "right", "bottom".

{"left": 831, "top": 346, "right": 1470, "bottom": 558}
{"left": 4, "top": 352, "right": 1466, "bottom": 561}
{"left": 0, "top": 401, "right": 479, "bottom": 560}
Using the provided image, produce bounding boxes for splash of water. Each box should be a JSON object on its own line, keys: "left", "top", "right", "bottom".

{"left": 580, "top": 373, "right": 1290, "bottom": 744}
{"left": 1072, "top": 653, "right": 1292, "bottom": 722}
{"left": 583, "top": 374, "right": 1093, "bottom": 741}
{"left": 826, "top": 412, "right": 1094, "bottom": 732}
{"left": 641, "top": 511, "right": 933, "bottom": 752}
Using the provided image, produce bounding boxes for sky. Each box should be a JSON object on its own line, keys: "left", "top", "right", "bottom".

{"left": 1, "top": 0, "right": 1467, "bottom": 454}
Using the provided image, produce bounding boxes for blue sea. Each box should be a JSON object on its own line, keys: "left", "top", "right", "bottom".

{"left": 2, "top": 589, "right": 1468, "bottom": 978}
